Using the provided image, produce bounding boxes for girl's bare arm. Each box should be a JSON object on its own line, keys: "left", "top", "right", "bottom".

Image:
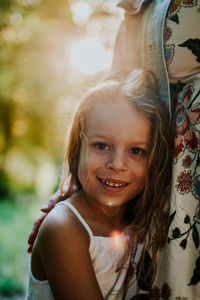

{"left": 33, "top": 204, "right": 104, "bottom": 300}
{"left": 27, "top": 188, "right": 71, "bottom": 253}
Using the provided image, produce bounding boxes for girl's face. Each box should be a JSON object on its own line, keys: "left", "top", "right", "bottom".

{"left": 78, "top": 99, "right": 151, "bottom": 209}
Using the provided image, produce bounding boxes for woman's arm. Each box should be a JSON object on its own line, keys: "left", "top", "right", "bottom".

{"left": 33, "top": 204, "right": 103, "bottom": 300}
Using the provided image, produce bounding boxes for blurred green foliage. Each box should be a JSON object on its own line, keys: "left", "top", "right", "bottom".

{"left": 0, "top": 196, "right": 38, "bottom": 296}
{"left": 0, "top": 0, "right": 83, "bottom": 198}
{"left": 0, "top": 0, "right": 122, "bottom": 199}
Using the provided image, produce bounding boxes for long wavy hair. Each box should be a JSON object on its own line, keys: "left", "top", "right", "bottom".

{"left": 60, "top": 69, "right": 172, "bottom": 284}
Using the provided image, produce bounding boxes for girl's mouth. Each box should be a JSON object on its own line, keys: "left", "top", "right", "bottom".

{"left": 100, "top": 179, "right": 127, "bottom": 187}
{"left": 97, "top": 177, "right": 129, "bottom": 192}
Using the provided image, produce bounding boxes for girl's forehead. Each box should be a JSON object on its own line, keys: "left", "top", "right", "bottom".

{"left": 87, "top": 93, "right": 126, "bottom": 114}
{"left": 85, "top": 98, "right": 151, "bottom": 144}
{"left": 86, "top": 97, "right": 123, "bottom": 122}
{"left": 87, "top": 96, "right": 134, "bottom": 119}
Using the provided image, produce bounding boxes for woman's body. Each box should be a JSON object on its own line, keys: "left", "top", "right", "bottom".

{"left": 26, "top": 70, "right": 171, "bottom": 299}
{"left": 112, "top": 0, "right": 200, "bottom": 298}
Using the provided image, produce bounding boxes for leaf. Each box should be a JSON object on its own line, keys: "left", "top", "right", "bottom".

{"left": 169, "top": 211, "right": 176, "bottom": 225}
{"left": 192, "top": 225, "right": 200, "bottom": 249}
{"left": 188, "top": 255, "right": 200, "bottom": 285}
{"left": 172, "top": 227, "right": 181, "bottom": 239}
{"left": 189, "top": 267, "right": 200, "bottom": 285}
{"left": 180, "top": 239, "right": 187, "bottom": 249}
{"left": 189, "top": 274, "right": 199, "bottom": 285}
{"left": 196, "top": 256, "right": 200, "bottom": 268}
{"left": 166, "top": 211, "right": 176, "bottom": 232}
{"left": 184, "top": 215, "right": 190, "bottom": 224}
{"left": 178, "top": 39, "right": 200, "bottom": 63}
{"left": 169, "top": 14, "right": 179, "bottom": 24}
{"left": 137, "top": 251, "right": 153, "bottom": 291}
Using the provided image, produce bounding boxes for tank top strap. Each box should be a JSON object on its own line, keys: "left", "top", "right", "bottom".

{"left": 57, "top": 200, "right": 93, "bottom": 236}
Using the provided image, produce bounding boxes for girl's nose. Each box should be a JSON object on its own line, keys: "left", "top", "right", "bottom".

{"left": 106, "top": 151, "right": 128, "bottom": 171}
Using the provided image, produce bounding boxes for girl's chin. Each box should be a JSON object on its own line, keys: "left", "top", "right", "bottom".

{"left": 101, "top": 204, "right": 121, "bottom": 216}
{"left": 101, "top": 198, "right": 125, "bottom": 208}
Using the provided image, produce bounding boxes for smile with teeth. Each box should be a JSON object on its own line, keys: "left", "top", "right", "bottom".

{"left": 100, "top": 179, "right": 127, "bottom": 187}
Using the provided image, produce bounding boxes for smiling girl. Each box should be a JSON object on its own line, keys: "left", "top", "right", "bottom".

{"left": 26, "top": 69, "right": 171, "bottom": 300}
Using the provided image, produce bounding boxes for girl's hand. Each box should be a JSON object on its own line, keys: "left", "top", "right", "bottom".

{"left": 27, "top": 188, "right": 71, "bottom": 253}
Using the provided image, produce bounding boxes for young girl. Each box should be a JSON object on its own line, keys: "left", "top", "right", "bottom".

{"left": 26, "top": 69, "right": 171, "bottom": 300}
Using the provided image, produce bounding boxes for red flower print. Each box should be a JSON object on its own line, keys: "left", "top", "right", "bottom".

{"left": 189, "top": 107, "right": 200, "bottom": 123}
{"left": 164, "top": 26, "right": 172, "bottom": 42}
{"left": 182, "top": 155, "right": 192, "bottom": 168}
{"left": 174, "top": 136, "right": 184, "bottom": 159}
{"left": 161, "top": 283, "right": 171, "bottom": 300}
{"left": 169, "top": 0, "right": 197, "bottom": 17}
{"left": 149, "top": 286, "right": 160, "bottom": 300}
{"left": 174, "top": 85, "right": 200, "bottom": 162}
{"left": 176, "top": 170, "right": 193, "bottom": 194}
{"left": 176, "top": 107, "right": 190, "bottom": 135}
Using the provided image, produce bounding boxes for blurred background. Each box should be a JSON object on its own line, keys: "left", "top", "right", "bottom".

{"left": 0, "top": 0, "right": 123, "bottom": 298}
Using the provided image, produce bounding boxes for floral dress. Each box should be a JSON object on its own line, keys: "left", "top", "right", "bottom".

{"left": 113, "top": 0, "right": 200, "bottom": 298}
{"left": 153, "top": 1, "right": 200, "bottom": 299}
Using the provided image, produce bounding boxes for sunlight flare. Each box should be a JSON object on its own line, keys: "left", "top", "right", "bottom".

{"left": 70, "top": 38, "right": 112, "bottom": 75}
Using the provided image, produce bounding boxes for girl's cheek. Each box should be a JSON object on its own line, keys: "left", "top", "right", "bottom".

{"left": 78, "top": 162, "right": 86, "bottom": 185}
{"left": 78, "top": 162, "right": 90, "bottom": 187}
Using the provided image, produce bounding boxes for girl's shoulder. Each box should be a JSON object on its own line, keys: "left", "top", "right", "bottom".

{"left": 37, "top": 196, "right": 90, "bottom": 249}
{"left": 31, "top": 196, "right": 104, "bottom": 299}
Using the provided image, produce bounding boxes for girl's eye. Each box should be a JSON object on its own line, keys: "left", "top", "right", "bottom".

{"left": 94, "top": 143, "right": 109, "bottom": 151}
{"left": 130, "top": 147, "right": 145, "bottom": 155}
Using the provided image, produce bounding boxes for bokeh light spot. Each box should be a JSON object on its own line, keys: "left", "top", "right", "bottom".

{"left": 71, "top": 1, "right": 92, "bottom": 26}
{"left": 70, "top": 38, "right": 112, "bottom": 75}
{"left": 110, "top": 230, "right": 126, "bottom": 250}
{"left": 10, "top": 13, "right": 23, "bottom": 26}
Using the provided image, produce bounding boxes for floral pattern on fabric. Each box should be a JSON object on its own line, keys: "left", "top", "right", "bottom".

{"left": 167, "top": 79, "right": 200, "bottom": 287}
{"left": 178, "top": 39, "right": 200, "bottom": 63}
{"left": 164, "top": 24, "right": 174, "bottom": 67}
{"left": 182, "top": 155, "right": 192, "bottom": 168}
{"left": 193, "top": 176, "right": 200, "bottom": 200}
{"left": 175, "top": 170, "right": 193, "bottom": 194}
{"left": 167, "top": 209, "right": 200, "bottom": 285}
{"left": 168, "top": 0, "right": 197, "bottom": 23}
{"left": 162, "top": 0, "right": 200, "bottom": 293}
{"left": 174, "top": 84, "right": 200, "bottom": 162}
{"left": 119, "top": 0, "right": 200, "bottom": 298}
{"left": 131, "top": 283, "right": 172, "bottom": 299}
{"left": 164, "top": 44, "right": 175, "bottom": 65}
{"left": 164, "top": 26, "right": 172, "bottom": 42}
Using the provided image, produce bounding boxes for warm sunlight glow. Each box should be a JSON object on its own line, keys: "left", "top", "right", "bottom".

{"left": 110, "top": 230, "right": 126, "bottom": 250}
{"left": 70, "top": 38, "right": 112, "bottom": 75}
{"left": 71, "top": 1, "right": 93, "bottom": 26}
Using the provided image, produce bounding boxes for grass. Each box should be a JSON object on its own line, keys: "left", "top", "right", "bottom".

{"left": 0, "top": 195, "right": 40, "bottom": 297}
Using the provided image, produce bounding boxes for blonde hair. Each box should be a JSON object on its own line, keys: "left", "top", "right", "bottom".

{"left": 60, "top": 69, "right": 172, "bottom": 284}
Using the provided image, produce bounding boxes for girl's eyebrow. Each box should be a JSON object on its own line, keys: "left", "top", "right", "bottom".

{"left": 87, "top": 134, "right": 107, "bottom": 139}
{"left": 133, "top": 142, "right": 150, "bottom": 147}
{"left": 88, "top": 135, "right": 150, "bottom": 147}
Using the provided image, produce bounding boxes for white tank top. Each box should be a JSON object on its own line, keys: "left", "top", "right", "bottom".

{"left": 26, "top": 200, "right": 143, "bottom": 299}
